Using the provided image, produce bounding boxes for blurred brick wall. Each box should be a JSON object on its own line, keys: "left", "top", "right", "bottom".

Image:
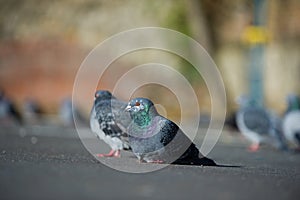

{"left": 0, "top": 39, "right": 88, "bottom": 112}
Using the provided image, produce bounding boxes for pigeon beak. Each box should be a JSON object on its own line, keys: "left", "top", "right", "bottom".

{"left": 125, "top": 105, "right": 132, "bottom": 112}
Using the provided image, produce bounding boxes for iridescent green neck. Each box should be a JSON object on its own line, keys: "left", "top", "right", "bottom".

{"left": 132, "top": 107, "right": 157, "bottom": 127}
{"left": 132, "top": 111, "right": 152, "bottom": 127}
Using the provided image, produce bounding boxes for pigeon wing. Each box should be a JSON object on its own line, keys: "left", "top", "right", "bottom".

{"left": 242, "top": 107, "right": 270, "bottom": 135}
{"left": 94, "top": 100, "right": 124, "bottom": 138}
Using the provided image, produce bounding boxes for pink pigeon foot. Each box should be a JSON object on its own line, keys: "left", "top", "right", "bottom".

{"left": 96, "top": 150, "right": 120, "bottom": 158}
{"left": 248, "top": 143, "right": 260, "bottom": 152}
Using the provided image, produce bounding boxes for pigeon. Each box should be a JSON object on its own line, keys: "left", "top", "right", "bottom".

{"left": 0, "top": 90, "right": 22, "bottom": 125}
{"left": 59, "top": 98, "right": 74, "bottom": 127}
{"left": 90, "top": 90, "right": 131, "bottom": 157}
{"left": 125, "top": 97, "right": 216, "bottom": 166}
{"left": 59, "top": 97, "right": 87, "bottom": 127}
{"left": 235, "top": 95, "right": 287, "bottom": 152}
{"left": 23, "top": 98, "right": 43, "bottom": 124}
{"left": 282, "top": 94, "right": 300, "bottom": 149}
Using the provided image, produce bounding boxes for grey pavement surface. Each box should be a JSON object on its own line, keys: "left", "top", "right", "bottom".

{"left": 0, "top": 125, "right": 299, "bottom": 200}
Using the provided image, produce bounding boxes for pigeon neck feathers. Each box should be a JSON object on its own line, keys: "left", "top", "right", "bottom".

{"left": 131, "top": 106, "right": 157, "bottom": 127}
{"left": 127, "top": 97, "right": 158, "bottom": 127}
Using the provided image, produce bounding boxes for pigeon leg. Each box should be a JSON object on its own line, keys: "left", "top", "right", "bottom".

{"left": 113, "top": 150, "right": 121, "bottom": 157}
{"left": 248, "top": 143, "right": 260, "bottom": 152}
{"left": 96, "top": 150, "right": 121, "bottom": 158}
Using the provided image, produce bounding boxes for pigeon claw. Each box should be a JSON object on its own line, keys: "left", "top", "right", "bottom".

{"left": 96, "top": 150, "right": 121, "bottom": 158}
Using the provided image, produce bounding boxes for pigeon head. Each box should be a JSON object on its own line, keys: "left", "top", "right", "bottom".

{"left": 94, "top": 90, "right": 114, "bottom": 101}
{"left": 125, "top": 98, "right": 154, "bottom": 113}
{"left": 125, "top": 98, "right": 157, "bottom": 126}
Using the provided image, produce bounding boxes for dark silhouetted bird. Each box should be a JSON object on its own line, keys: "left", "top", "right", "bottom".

{"left": 0, "top": 90, "right": 22, "bottom": 125}
{"left": 125, "top": 97, "right": 216, "bottom": 166}
{"left": 90, "top": 90, "right": 131, "bottom": 157}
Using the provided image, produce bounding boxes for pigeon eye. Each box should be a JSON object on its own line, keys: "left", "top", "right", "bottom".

{"left": 135, "top": 102, "right": 140, "bottom": 106}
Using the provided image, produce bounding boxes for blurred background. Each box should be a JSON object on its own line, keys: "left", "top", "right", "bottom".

{"left": 0, "top": 0, "right": 299, "bottom": 125}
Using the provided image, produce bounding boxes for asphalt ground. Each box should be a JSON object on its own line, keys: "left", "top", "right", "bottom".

{"left": 0, "top": 126, "right": 299, "bottom": 200}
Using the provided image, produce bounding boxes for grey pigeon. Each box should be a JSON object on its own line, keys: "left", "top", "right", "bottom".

{"left": 59, "top": 98, "right": 74, "bottom": 127}
{"left": 282, "top": 94, "right": 300, "bottom": 149}
{"left": 0, "top": 90, "right": 22, "bottom": 125}
{"left": 23, "top": 98, "right": 43, "bottom": 124}
{"left": 59, "top": 97, "right": 87, "bottom": 127}
{"left": 90, "top": 90, "right": 131, "bottom": 157}
{"left": 125, "top": 97, "right": 216, "bottom": 166}
{"left": 236, "top": 95, "right": 287, "bottom": 151}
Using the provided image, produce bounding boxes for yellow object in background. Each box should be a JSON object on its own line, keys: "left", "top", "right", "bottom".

{"left": 242, "top": 26, "right": 270, "bottom": 45}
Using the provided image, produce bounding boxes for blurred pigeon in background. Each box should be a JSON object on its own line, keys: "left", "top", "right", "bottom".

{"left": 23, "top": 98, "right": 44, "bottom": 125}
{"left": 0, "top": 89, "right": 22, "bottom": 125}
{"left": 59, "top": 98, "right": 74, "bottom": 127}
{"left": 90, "top": 90, "right": 131, "bottom": 158}
{"left": 125, "top": 97, "right": 216, "bottom": 166}
{"left": 282, "top": 94, "right": 300, "bottom": 149}
{"left": 59, "top": 97, "right": 87, "bottom": 127}
{"left": 236, "top": 95, "right": 287, "bottom": 152}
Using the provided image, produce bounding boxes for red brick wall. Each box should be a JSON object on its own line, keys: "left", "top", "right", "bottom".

{"left": 0, "top": 39, "right": 88, "bottom": 112}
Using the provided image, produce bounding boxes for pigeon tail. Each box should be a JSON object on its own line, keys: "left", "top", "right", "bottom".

{"left": 173, "top": 144, "right": 216, "bottom": 166}
{"left": 173, "top": 156, "right": 217, "bottom": 166}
